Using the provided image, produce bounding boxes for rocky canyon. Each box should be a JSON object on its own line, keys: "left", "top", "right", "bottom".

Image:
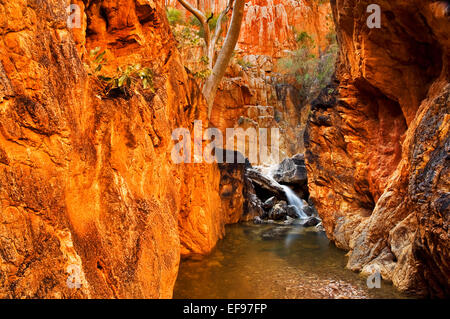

{"left": 305, "top": 0, "right": 449, "bottom": 297}
{"left": 0, "top": 0, "right": 228, "bottom": 298}
{"left": 0, "top": 0, "right": 448, "bottom": 300}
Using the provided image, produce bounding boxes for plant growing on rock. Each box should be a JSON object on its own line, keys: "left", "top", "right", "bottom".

{"left": 87, "top": 47, "right": 155, "bottom": 97}
{"left": 166, "top": 7, "right": 185, "bottom": 26}
{"left": 277, "top": 31, "right": 338, "bottom": 104}
{"left": 193, "top": 56, "right": 212, "bottom": 79}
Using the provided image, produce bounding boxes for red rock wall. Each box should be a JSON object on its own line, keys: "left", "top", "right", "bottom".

{"left": 305, "top": 0, "right": 449, "bottom": 296}
{"left": 167, "top": 0, "right": 332, "bottom": 57}
{"left": 0, "top": 0, "right": 228, "bottom": 298}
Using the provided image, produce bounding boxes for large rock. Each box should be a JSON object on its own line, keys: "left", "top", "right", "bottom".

{"left": 304, "top": 0, "right": 449, "bottom": 297}
{"left": 268, "top": 201, "right": 288, "bottom": 220}
{"left": 273, "top": 154, "right": 308, "bottom": 185}
{"left": 245, "top": 167, "right": 287, "bottom": 200}
{"left": 302, "top": 217, "right": 321, "bottom": 228}
{"left": 0, "top": 0, "right": 227, "bottom": 299}
{"left": 218, "top": 149, "right": 252, "bottom": 223}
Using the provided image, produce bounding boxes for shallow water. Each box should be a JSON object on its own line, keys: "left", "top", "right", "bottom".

{"left": 174, "top": 222, "right": 411, "bottom": 299}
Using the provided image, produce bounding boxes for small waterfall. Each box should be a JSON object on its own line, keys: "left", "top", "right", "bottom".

{"left": 257, "top": 165, "right": 309, "bottom": 219}
{"left": 281, "top": 185, "right": 308, "bottom": 219}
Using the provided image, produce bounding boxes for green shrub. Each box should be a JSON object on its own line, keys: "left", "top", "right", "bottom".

{"left": 189, "top": 12, "right": 226, "bottom": 38}
{"left": 87, "top": 47, "right": 155, "bottom": 97}
{"left": 277, "top": 42, "right": 337, "bottom": 103}
{"left": 166, "top": 7, "right": 184, "bottom": 26}
{"left": 193, "top": 69, "right": 212, "bottom": 79}
{"left": 173, "top": 26, "right": 202, "bottom": 47}
{"left": 296, "top": 31, "right": 314, "bottom": 46}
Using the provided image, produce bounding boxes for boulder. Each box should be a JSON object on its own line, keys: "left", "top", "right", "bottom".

{"left": 302, "top": 217, "right": 321, "bottom": 228}
{"left": 260, "top": 227, "right": 292, "bottom": 240}
{"left": 286, "top": 205, "right": 299, "bottom": 219}
{"left": 273, "top": 154, "right": 308, "bottom": 186}
{"left": 246, "top": 193, "right": 264, "bottom": 218}
{"left": 262, "top": 196, "right": 277, "bottom": 210}
{"left": 268, "top": 201, "right": 288, "bottom": 220}
{"left": 245, "top": 167, "right": 286, "bottom": 200}
{"left": 302, "top": 205, "right": 317, "bottom": 217}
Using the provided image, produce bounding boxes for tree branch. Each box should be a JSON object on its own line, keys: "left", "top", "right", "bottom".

{"left": 177, "top": 0, "right": 206, "bottom": 24}
{"left": 211, "top": 0, "right": 234, "bottom": 48}
{"left": 203, "top": 0, "right": 245, "bottom": 118}
{"left": 207, "top": 0, "right": 234, "bottom": 69}
{"left": 177, "top": 0, "right": 211, "bottom": 50}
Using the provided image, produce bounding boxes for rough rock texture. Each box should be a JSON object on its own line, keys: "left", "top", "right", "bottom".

{"left": 169, "top": 1, "right": 333, "bottom": 164}
{"left": 210, "top": 56, "right": 310, "bottom": 164}
{"left": 0, "top": 0, "right": 230, "bottom": 298}
{"left": 305, "top": 0, "right": 449, "bottom": 296}
{"left": 217, "top": 149, "right": 261, "bottom": 224}
{"left": 273, "top": 153, "right": 308, "bottom": 197}
{"left": 168, "top": 0, "right": 332, "bottom": 57}
{"left": 245, "top": 167, "right": 286, "bottom": 199}
{"left": 238, "top": 0, "right": 332, "bottom": 58}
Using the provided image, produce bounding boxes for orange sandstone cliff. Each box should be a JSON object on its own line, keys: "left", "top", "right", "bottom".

{"left": 305, "top": 0, "right": 449, "bottom": 296}
{"left": 0, "top": 0, "right": 233, "bottom": 298}
{"left": 168, "top": 0, "right": 331, "bottom": 57}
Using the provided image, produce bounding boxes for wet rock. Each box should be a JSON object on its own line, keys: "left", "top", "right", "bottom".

{"left": 273, "top": 154, "right": 309, "bottom": 198}
{"left": 246, "top": 193, "right": 264, "bottom": 218}
{"left": 253, "top": 216, "right": 264, "bottom": 224}
{"left": 268, "top": 201, "right": 288, "bottom": 220}
{"left": 273, "top": 154, "right": 307, "bottom": 185}
{"left": 302, "top": 217, "right": 321, "bottom": 228}
{"left": 246, "top": 168, "right": 286, "bottom": 200}
{"left": 302, "top": 205, "right": 317, "bottom": 217}
{"left": 262, "top": 196, "right": 277, "bottom": 210}
{"left": 315, "top": 222, "right": 325, "bottom": 232}
{"left": 286, "top": 205, "right": 299, "bottom": 219}
{"left": 283, "top": 216, "right": 296, "bottom": 225}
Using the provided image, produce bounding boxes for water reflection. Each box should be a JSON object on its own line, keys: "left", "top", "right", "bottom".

{"left": 174, "top": 223, "right": 411, "bottom": 299}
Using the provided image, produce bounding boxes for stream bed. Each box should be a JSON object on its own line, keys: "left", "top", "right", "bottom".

{"left": 174, "top": 222, "right": 410, "bottom": 299}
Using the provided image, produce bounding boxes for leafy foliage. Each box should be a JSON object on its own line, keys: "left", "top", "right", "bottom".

{"left": 189, "top": 12, "right": 225, "bottom": 38}
{"left": 87, "top": 47, "right": 155, "bottom": 97}
{"left": 277, "top": 31, "right": 337, "bottom": 103}
{"left": 172, "top": 26, "right": 203, "bottom": 47}
{"left": 193, "top": 55, "right": 212, "bottom": 79}
{"left": 295, "top": 31, "right": 314, "bottom": 45}
{"left": 166, "top": 7, "right": 184, "bottom": 26}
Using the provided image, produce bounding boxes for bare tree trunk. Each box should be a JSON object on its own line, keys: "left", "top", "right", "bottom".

{"left": 207, "top": 0, "right": 233, "bottom": 69}
{"left": 177, "top": 0, "right": 245, "bottom": 119}
{"left": 203, "top": 0, "right": 245, "bottom": 118}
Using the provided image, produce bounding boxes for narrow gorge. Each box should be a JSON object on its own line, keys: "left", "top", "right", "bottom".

{"left": 0, "top": 0, "right": 448, "bottom": 300}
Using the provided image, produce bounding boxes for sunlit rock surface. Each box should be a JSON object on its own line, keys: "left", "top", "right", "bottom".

{"left": 0, "top": 0, "right": 231, "bottom": 298}
{"left": 167, "top": 0, "right": 332, "bottom": 57}
{"left": 305, "top": 0, "right": 449, "bottom": 297}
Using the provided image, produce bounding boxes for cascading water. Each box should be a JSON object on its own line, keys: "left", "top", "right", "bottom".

{"left": 280, "top": 185, "right": 308, "bottom": 219}
{"left": 258, "top": 165, "right": 309, "bottom": 219}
